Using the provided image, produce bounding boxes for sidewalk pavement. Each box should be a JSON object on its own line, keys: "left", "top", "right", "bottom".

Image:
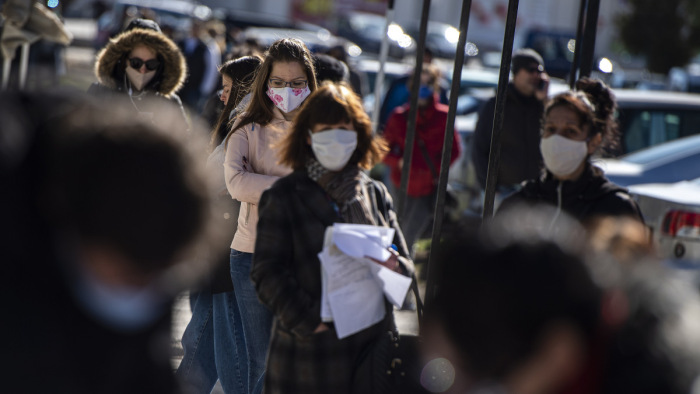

{"left": 170, "top": 281, "right": 424, "bottom": 392}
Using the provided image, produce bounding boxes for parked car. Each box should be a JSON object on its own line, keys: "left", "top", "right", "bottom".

{"left": 94, "top": 0, "right": 212, "bottom": 46}
{"left": 333, "top": 11, "right": 416, "bottom": 60}
{"left": 402, "top": 21, "right": 479, "bottom": 60}
{"left": 613, "top": 89, "right": 700, "bottom": 156}
{"left": 240, "top": 27, "right": 360, "bottom": 57}
{"left": 597, "top": 133, "right": 700, "bottom": 187}
{"left": 628, "top": 178, "right": 700, "bottom": 261}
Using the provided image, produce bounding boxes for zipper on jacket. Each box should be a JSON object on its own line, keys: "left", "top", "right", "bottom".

{"left": 547, "top": 181, "right": 563, "bottom": 234}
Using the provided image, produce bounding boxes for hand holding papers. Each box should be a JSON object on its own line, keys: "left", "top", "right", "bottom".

{"left": 319, "top": 223, "right": 412, "bottom": 339}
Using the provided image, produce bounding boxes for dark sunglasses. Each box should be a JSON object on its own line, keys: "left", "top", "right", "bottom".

{"left": 128, "top": 57, "right": 160, "bottom": 71}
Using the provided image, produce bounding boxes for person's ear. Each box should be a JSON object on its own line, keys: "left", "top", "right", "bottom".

{"left": 588, "top": 133, "right": 602, "bottom": 155}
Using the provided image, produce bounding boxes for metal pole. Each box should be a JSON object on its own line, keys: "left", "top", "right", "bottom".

{"left": 579, "top": 0, "right": 600, "bottom": 78}
{"left": 425, "top": 0, "right": 473, "bottom": 305}
{"left": 569, "top": 0, "right": 587, "bottom": 88}
{"left": 371, "top": 0, "right": 396, "bottom": 132}
{"left": 2, "top": 58, "right": 10, "bottom": 90}
{"left": 481, "top": 0, "right": 520, "bottom": 220}
{"left": 396, "top": 0, "right": 432, "bottom": 217}
{"left": 19, "top": 43, "right": 30, "bottom": 90}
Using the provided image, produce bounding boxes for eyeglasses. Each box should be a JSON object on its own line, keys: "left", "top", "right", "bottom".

{"left": 268, "top": 78, "right": 307, "bottom": 89}
{"left": 128, "top": 57, "right": 160, "bottom": 71}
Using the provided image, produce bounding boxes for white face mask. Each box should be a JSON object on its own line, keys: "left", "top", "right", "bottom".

{"left": 125, "top": 66, "right": 156, "bottom": 92}
{"left": 266, "top": 86, "right": 311, "bottom": 113}
{"left": 540, "top": 134, "right": 588, "bottom": 177}
{"left": 309, "top": 128, "right": 358, "bottom": 171}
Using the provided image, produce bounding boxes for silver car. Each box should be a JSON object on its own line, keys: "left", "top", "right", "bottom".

{"left": 629, "top": 178, "right": 700, "bottom": 261}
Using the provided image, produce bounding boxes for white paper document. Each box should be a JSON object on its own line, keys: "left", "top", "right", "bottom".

{"left": 319, "top": 223, "right": 412, "bottom": 339}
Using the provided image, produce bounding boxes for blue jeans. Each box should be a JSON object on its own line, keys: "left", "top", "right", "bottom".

{"left": 230, "top": 249, "right": 273, "bottom": 394}
{"left": 176, "top": 290, "right": 247, "bottom": 394}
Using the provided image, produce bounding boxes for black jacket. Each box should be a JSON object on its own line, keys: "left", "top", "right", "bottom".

{"left": 498, "top": 164, "right": 643, "bottom": 224}
{"left": 472, "top": 82, "right": 544, "bottom": 189}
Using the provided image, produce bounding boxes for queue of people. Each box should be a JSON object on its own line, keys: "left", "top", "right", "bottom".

{"left": 6, "top": 15, "right": 700, "bottom": 394}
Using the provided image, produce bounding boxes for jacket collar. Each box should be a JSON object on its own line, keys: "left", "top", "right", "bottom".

{"left": 526, "top": 163, "right": 626, "bottom": 201}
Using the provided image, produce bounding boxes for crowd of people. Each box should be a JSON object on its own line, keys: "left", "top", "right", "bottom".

{"left": 4, "top": 10, "right": 700, "bottom": 394}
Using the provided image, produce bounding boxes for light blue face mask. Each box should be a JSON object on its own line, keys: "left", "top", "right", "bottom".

{"left": 73, "top": 267, "right": 168, "bottom": 331}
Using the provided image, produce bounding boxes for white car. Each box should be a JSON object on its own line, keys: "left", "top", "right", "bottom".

{"left": 629, "top": 178, "right": 700, "bottom": 262}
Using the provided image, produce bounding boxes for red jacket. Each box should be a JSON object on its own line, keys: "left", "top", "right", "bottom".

{"left": 383, "top": 95, "right": 461, "bottom": 197}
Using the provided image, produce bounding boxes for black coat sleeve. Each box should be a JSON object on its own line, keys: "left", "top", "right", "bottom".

{"left": 373, "top": 181, "right": 415, "bottom": 276}
{"left": 472, "top": 98, "right": 496, "bottom": 190}
{"left": 251, "top": 187, "right": 321, "bottom": 338}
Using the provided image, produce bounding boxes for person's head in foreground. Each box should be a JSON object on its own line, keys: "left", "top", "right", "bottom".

{"left": 422, "top": 208, "right": 601, "bottom": 394}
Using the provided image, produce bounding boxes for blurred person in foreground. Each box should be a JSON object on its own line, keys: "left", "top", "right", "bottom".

{"left": 251, "top": 81, "right": 414, "bottom": 393}
{"left": 571, "top": 215, "right": 700, "bottom": 394}
{"left": 422, "top": 207, "right": 601, "bottom": 394}
{"left": 223, "top": 37, "right": 318, "bottom": 394}
{"left": 88, "top": 18, "right": 189, "bottom": 131}
{"left": 498, "top": 78, "right": 643, "bottom": 226}
{"left": 1, "top": 90, "right": 217, "bottom": 393}
{"left": 176, "top": 54, "right": 262, "bottom": 394}
{"left": 472, "top": 48, "right": 549, "bottom": 206}
{"left": 383, "top": 63, "right": 461, "bottom": 253}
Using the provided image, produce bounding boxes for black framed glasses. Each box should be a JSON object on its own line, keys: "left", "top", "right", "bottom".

{"left": 128, "top": 57, "right": 160, "bottom": 71}
{"left": 268, "top": 78, "right": 307, "bottom": 89}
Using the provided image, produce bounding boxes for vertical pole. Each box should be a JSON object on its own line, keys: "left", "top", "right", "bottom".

{"left": 396, "top": 0, "right": 432, "bottom": 217}
{"left": 425, "top": 0, "right": 473, "bottom": 305}
{"left": 579, "top": 0, "right": 600, "bottom": 78}
{"left": 569, "top": 0, "right": 587, "bottom": 88}
{"left": 19, "top": 43, "right": 30, "bottom": 90}
{"left": 2, "top": 58, "right": 10, "bottom": 90}
{"left": 371, "top": 0, "right": 396, "bottom": 132}
{"left": 481, "top": 0, "right": 520, "bottom": 220}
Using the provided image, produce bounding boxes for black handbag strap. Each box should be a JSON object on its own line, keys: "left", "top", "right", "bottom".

{"left": 415, "top": 136, "right": 439, "bottom": 185}
{"left": 410, "top": 273, "right": 423, "bottom": 323}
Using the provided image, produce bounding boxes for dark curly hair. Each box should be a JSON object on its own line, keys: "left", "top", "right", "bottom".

{"left": 544, "top": 77, "right": 620, "bottom": 156}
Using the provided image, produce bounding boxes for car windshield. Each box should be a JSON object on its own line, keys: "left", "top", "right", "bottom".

{"left": 622, "top": 135, "right": 700, "bottom": 164}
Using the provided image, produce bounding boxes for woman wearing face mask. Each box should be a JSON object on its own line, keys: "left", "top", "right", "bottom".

{"left": 498, "top": 77, "right": 643, "bottom": 227}
{"left": 251, "top": 82, "right": 414, "bottom": 393}
{"left": 176, "top": 55, "right": 261, "bottom": 394}
{"left": 382, "top": 63, "right": 461, "bottom": 253}
{"left": 223, "top": 38, "right": 317, "bottom": 394}
{"left": 88, "top": 20, "right": 189, "bottom": 131}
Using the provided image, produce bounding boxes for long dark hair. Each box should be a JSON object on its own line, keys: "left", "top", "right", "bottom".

{"left": 231, "top": 38, "right": 317, "bottom": 134}
{"left": 210, "top": 55, "right": 262, "bottom": 150}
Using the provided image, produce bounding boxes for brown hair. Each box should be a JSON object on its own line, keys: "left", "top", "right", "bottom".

{"left": 279, "top": 81, "right": 388, "bottom": 170}
{"left": 210, "top": 55, "right": 262, "bottom": 150}
{"left": 544, "top": 77, "right": 620, "bottom": 156}
{"left": 408, "top": 63, "right": 441, "bottom": 92}
{"left": 231, "top": 38, "right": 317, "bottom": 134}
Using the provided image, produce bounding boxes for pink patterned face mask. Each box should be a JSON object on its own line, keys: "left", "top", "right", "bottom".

{"left": 266, "top": 86, "right": 311, "bottom": 113}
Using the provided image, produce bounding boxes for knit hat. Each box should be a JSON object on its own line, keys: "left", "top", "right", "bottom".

{"left": 512, "top": 48, "right": 544, "bottom": 74}
{"left": 124, "top": 18, "right": 162, "bottom": 33}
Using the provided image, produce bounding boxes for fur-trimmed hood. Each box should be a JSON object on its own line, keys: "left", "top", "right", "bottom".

{"left": 94, "top": 28, "right": 187, "bottom": 97}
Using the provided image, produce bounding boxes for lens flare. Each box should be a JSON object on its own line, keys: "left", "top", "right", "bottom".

{"left": 420, "top": 357, "right": 455, "bottom": 393}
